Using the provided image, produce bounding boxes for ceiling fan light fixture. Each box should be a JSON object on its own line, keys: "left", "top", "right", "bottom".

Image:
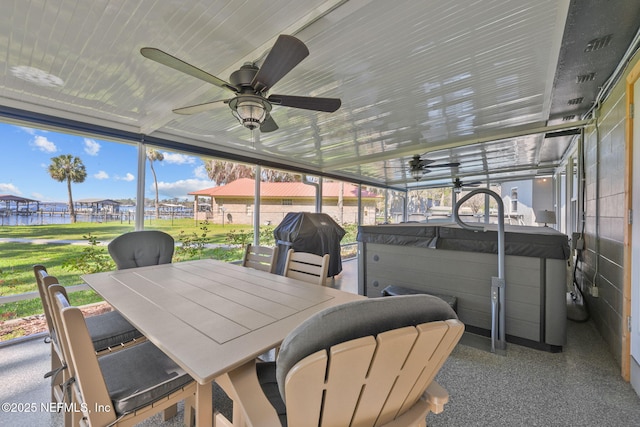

{"left": 410, "top": 168, "right": 422, "bottom": 180}
{"left": 231, "top": 98, "right": 269, "bottom": 130}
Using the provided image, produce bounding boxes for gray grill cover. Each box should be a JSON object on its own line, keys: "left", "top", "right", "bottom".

{"left": 273, "top": 212, "right": 346, "bottom": 277}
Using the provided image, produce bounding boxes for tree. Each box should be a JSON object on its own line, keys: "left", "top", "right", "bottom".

{"left": 465, "top": 192, "right": 486, "bottom": 214}
{"left": 204, "top": 160, "right": 254, "bottom": 185}
{"left": 48, "top": 154, "right": 87, "bottom": 223}
{"left": 204, "top": 159, "right": 299, "bottom": 185}
{"left": 147, "top": 149, "right": 164, "bottom": 219}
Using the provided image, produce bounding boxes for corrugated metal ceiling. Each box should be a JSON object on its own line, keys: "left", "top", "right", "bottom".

{"left": 1, "top": 0, "right": 638, "bottom": 189}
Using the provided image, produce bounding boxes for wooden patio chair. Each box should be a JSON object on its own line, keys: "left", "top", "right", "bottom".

{"left": 242, "top": 244, "right": 279, "bottom": 273}
{"left": 282, "top": 249, "right": 330, "bottom": 286}
{"left": 49, "top": 284, "right": 196, "bottom": 427}
{"left": 220, "top": 294, "right": 464, "bottom": 427}
{"left": 33, "top": 265, "right": 143, "bottom": 355}
{"left": 34, "top": 265, "right": 144, "bottom": 411}
{"left": 107, "top": 230, "right": 174, "bottom": 269}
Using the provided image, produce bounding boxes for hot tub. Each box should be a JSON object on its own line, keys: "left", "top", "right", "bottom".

{"left": 357, "top": 223, "right": 570, "bottom": 351}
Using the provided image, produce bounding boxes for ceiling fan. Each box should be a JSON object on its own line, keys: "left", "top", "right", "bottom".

{"left": 452, "top": 177, "right": 482, "bottom": 192}
{"left": 140, "top": 35, "right": 341, "bottom": 132}
{"left": 406, "top": 154, "right": 460, "bottom": 180}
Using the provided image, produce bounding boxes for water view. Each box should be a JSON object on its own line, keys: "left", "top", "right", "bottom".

{"left": 0, "top": 204, "right": 192, "bottom": 226}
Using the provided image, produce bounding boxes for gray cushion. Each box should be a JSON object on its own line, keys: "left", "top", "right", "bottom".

{"left": 108, "top": 230, "right": 174, "bottom": 269}
{"left": 85, "top": 311, "right": 143, "bottom": 352}
{"left": 98, "top": 341, "right": 193, "bottom": 416}
{"left": 276, "top": 294, "right": 458, "bottom": 401}
{"left": 256, "top": 362, "right": 288, "bottom": 426}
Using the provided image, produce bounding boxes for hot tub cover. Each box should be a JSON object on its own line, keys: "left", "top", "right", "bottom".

{"left": 357, "top": 222, "right": 569, "bottom": 260}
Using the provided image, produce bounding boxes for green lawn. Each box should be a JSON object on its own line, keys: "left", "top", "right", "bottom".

{"left": 0, "top": 218, "right": 249, "bottom": 241}
{"left": 0, "top": 219, "right": 357, "bottom": 340}
{"left": 0, "top": 219, "right": 252, "bottom": 324}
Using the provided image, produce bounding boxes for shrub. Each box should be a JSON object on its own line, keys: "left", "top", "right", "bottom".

{"left": 62, "top": 233, "right": 115, "bottom": 274}
{"left": 175, "top": 220, "right": 211, "bottom": 261}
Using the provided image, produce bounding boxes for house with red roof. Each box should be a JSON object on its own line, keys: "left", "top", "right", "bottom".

{"left": 189, "top": 178, "right": 381, "bottom": 225}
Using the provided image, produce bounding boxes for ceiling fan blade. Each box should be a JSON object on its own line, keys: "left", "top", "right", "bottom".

{"left": 251, "top": 35, "right": 309, "bottom": 92}
{"left": 453, "top": 178, "right": 482, "bottom": 188}
{"left": 140, "top": 47, "right": 237, "bottom": 92}
{"left": 424, "top": 162, "right": 461, "bottom": 168}
{"left": 172, "top": 99, "right": 229, "bottom": 115}
{"left": 260, "top": 114, "right": 279, "bottom": 132}
{"left": 268, "top": 94, "right": 341, "bottom": 112}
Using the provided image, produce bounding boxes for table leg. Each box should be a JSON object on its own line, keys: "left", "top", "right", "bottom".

{"left": 215, "top": 374, "right": 245, "bottom": 426}
{"left": 195, "top": 382, "right": 213, "bottom": 427}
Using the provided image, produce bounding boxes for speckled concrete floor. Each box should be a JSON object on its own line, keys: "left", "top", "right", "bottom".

{"left": 427, "top": 319, "right": 640, "bottom": 426}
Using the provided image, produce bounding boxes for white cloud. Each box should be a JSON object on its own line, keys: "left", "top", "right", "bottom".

{"left": 161, "top": 152, "right": 196, "bottom": 165}
{"left": 32, "top": 135, "right": 57, "bottom": 153}
{"left": 116, "top": 172, "right": 135, "bottom": 182}
{"left": 0, "top": 183, "right": 22, "bottom": 195}
{"left": 193, "top": 165, "right": 209, "bottom": 179}
{"left": 154, "top": 179, "right": 211, "bottom": 199}
{"left": 18, "top": 126, "right": 37, "bottom": 135}
{"left": 84, "top": 138, "right": 101, "bottom": 156}
{"left": 94, "top": 170, "right": 109, "bottom": 180}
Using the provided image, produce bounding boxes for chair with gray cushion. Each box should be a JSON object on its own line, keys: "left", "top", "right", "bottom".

{"left": 34, "top": 265, "right": 143, "bottom": 355}
{"left": 35, "top": 266, "right": 144, "bottom": 426}
{"left": 49, "top": 284, "right": 195, "bottom": 427}
{"left": 108, "top": 230, "right": 174, "bottom": 269}
{"left": 222, "top": 294, "right": 465, "bottom": 427}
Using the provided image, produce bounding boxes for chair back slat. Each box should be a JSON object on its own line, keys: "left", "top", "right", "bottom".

{"left": 283, "top": 351, "right": 328, "bottom": 425}
{"left": 322, "top": 336, "right": 377, "bottom": 426}
{"left": 47, "top": 284, "right": 70, "bottom": 362}
{"left": 60, "top": 303, "right": 116, "bottom": 426}
{"left": 353, "top": 327, "right": 421, "bottom": 426}
{"left": 399, "top": 320, "right": 465, "bottom": 415}
{"left": 378, "top": 321, "right": 455, "bottom": 424}
{"left": 283, "top": 249, "right": 330, "bottom": 286}
{"left": 243, "top": 245, "right": 278, "bottom": 273}
{"left": 33, "top": 265, "right": 56, "bottom": 335}
{"left": 284, "top": 319, "right": 464, "bottom": 427}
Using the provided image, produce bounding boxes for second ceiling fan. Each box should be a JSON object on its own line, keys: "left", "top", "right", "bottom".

{"left": 407, "top": 154, "right": 460, "bottom": 180}
{"left": 452, "top": 177, "right": 482, "bottom": 192}
{"left": 141, "top": 35, "right": 341, "bottom": 132}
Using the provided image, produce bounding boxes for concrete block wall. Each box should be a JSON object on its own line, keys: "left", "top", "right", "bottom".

{"left": 581, "top": 70, "right": 628, "bottom": 365}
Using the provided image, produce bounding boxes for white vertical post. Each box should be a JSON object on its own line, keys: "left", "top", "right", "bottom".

{"left": 135, "top": 140, "right": 146, "bottom": 231}
{"left": 253, "top": 166, "right": 261, "bottom": 246}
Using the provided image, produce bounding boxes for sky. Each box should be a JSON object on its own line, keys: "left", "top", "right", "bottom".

{"left": 0, "top": 123, "right": 216, "bottom": 203}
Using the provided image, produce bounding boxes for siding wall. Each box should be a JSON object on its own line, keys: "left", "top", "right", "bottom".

{"left": 580, "top": 61, "right": 630, "bottom": 365}
{"left": 194, "top": 197, "right": 378, "bottom": 225}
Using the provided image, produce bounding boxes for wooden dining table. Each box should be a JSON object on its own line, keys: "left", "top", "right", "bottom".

{"left": 82, "top": 259, "right": 364, "bottom": 426}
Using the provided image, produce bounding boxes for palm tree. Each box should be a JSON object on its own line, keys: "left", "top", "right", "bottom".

{"left": 147, "top": 149, "right": 164, "bottom": 219}
{"left": 48, "top": 154, "right": 87, "bottom": 223}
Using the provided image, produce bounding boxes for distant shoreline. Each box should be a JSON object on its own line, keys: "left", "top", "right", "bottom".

{"left": 0, "top": 211, "right": 192, "bottom": 226}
